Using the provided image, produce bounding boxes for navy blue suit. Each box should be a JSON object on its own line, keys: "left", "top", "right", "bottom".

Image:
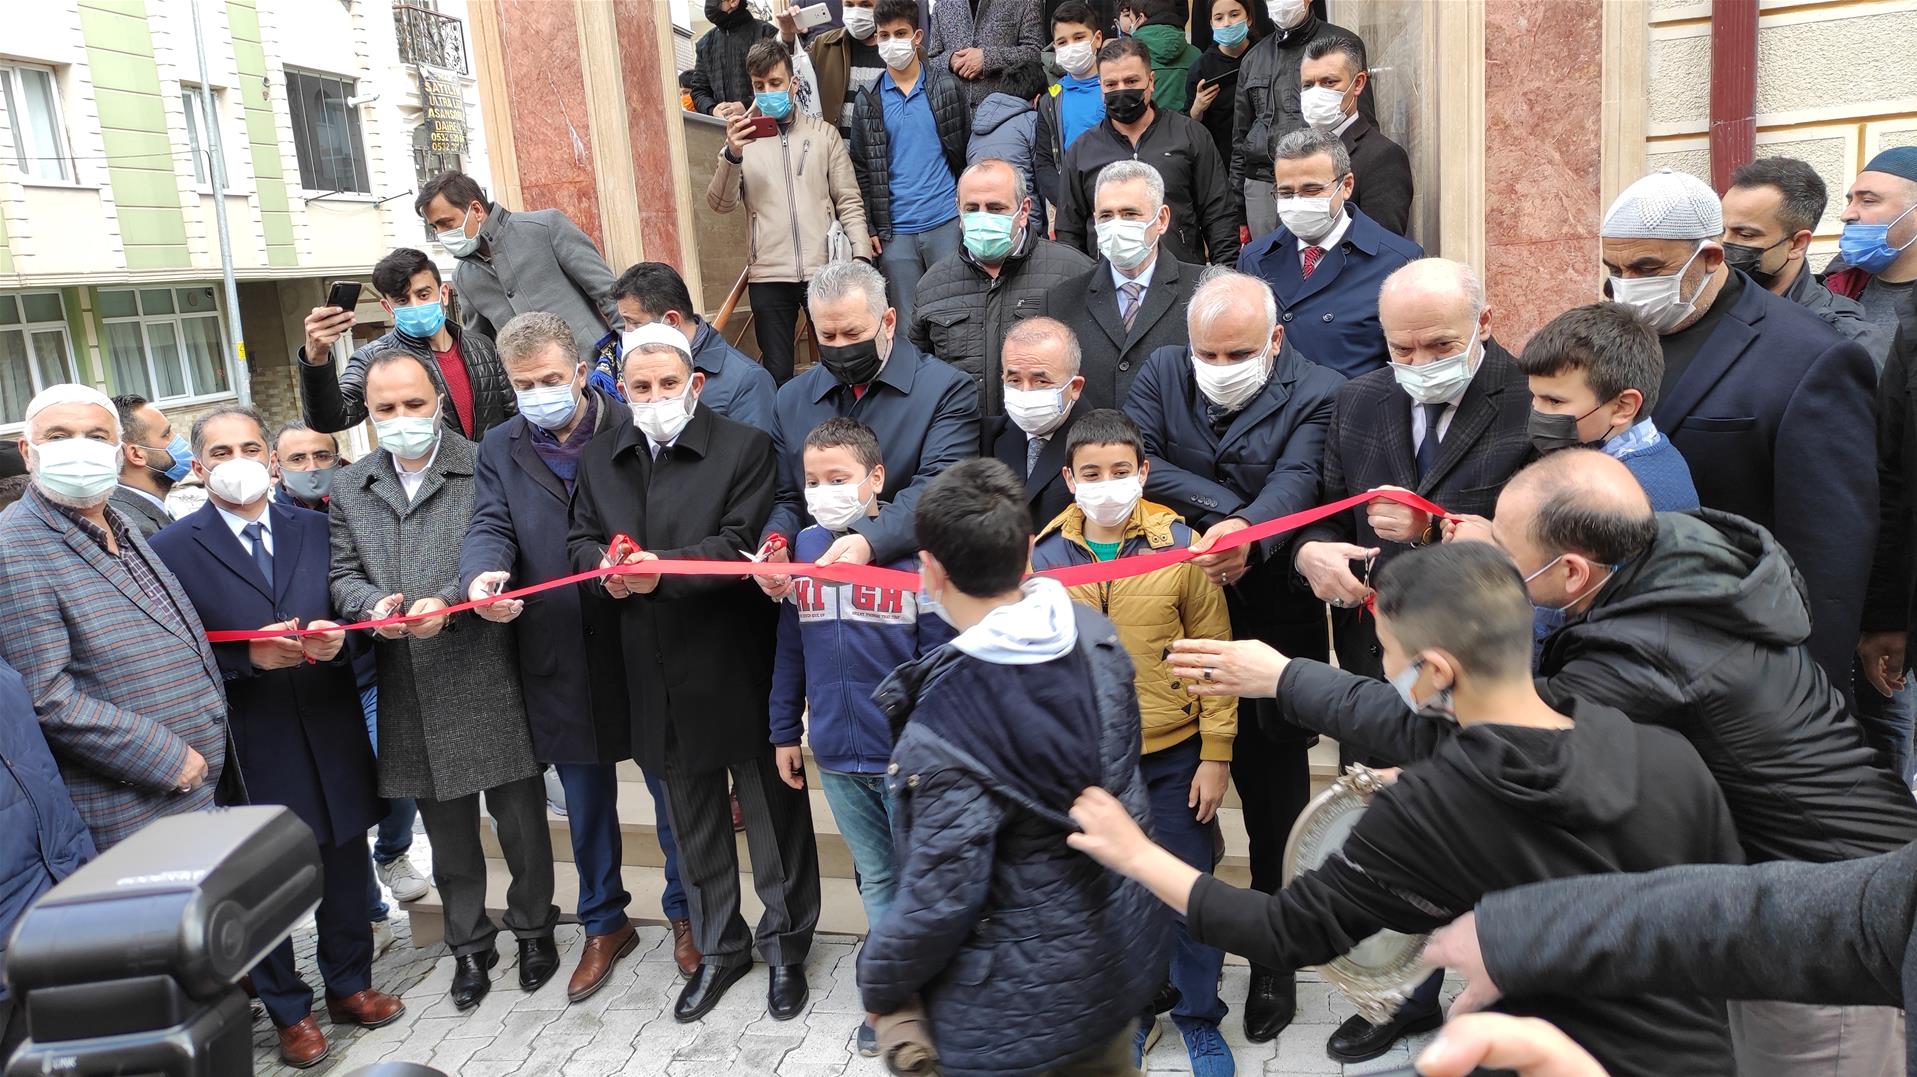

{"left": 150, "top": 501, "right": 379, "bottom": 1027}
{"left": 689, "top": 317, "right": 779, "bottom": 435}
{"left": 1236, "top": 205, "right": 1423, "bottom": 379}
{"left": 988, "top": 408, "right": 1084, "bottom": 533}
{"left": 1652, "top": 277, "right": 1878, "bottom": 697}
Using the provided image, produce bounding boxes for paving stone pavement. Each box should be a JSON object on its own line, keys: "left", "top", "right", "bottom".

{"left": 249, "top": 918, "right": 1447, "bottom": 1076}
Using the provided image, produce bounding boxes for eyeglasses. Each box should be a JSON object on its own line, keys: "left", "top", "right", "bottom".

{"left": 283, "top": 451, "right": 339, "bottom": 468}
{"left": 1273, "top": 176, "right": 1350, "bottom": 199}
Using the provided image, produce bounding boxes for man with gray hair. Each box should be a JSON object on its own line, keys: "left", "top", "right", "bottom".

{"left": 1048, "top": 160, "right": 1206, "bottom": 412}
{"left": 989, "top": 316, "right": 1088, "bottom": 526}
{"left": 760, "top": 259, "right": 979, "bottom": 570}
{"left": 909, "top": 157, "right": 1092, "bottom": 418}
{"left": 0, "top": 384, "right": 227, "bottom": 849}
{"left": 1122, "top": 266, "right": 1344, "bottom": 1047}
{"left": 1601, "top": 167, "right": 1875, "bottom": 704}
{"left": 1238, "top": 127, "right": 1421, "bottom": 379}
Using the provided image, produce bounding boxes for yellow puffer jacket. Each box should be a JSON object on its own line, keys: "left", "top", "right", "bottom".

{"left": 1031, "top": 499, "right": 1237, "bottom": 760}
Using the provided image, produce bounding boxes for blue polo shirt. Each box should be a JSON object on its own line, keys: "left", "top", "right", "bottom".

{"left": 881, "top": 75, "right": 958, "bottom": 235}
{"left": 1055, "top": 73, "right": 1104, "bottom": 150}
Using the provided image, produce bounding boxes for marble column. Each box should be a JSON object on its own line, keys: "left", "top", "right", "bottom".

{"left": 489, "top": 0, "right": 605, "bottom": 249}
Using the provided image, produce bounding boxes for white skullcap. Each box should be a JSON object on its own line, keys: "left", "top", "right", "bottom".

{"left": 1601, "top": 169, "right": 1724, "bottom": 241}
{"left": 24, "top": 383, "right": 120, "bottom": 437}
{"left": 620, "top": 322, "right": 692, "bottom": 359}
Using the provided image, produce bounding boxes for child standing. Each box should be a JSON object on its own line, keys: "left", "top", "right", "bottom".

{"left": 1030, "top": 408, "right": 1238, "bottom": 1076}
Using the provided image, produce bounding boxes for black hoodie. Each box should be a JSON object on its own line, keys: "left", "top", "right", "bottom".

{"left": 1187, "top": 698, "right": 1743, "bottom": 1077}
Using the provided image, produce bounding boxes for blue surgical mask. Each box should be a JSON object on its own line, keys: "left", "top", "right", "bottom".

{"left": 1838, "top": 203, "right": 1917, "bottom": 275}
{"left": 393, "top": 300, "right": 446, "bottom": 339}
{"left": 141, "top": 433, "right": 193, "bottom": 482}
{"left": 755, "top": 90, "right": 793, "bottom": 120}
{"left": 1389, "top": 658, "right": 1455, "bottom": 722}
{"left": 1213, "top": 20, "right": 1249, "bottom": 47}
{"left": 517, "top": 381, "right": 581, "bottom": 432}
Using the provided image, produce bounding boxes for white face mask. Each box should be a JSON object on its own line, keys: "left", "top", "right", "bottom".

{"left": 1300, "top": 85, "right": 1349, "bottom": 131}
{"left": 207, "top": 457, "right": 271, "bottom": 506}
{"left": 1390, "top": 337, "right": 1481, "bottom": 405}
{"left": 1095, "top": 217, "right": 1158, "bottom": 271}
{"left": 805, "top": 481, "right": 872, "bottom": 532}
{"left": 1277, "top": 194, "right": 1340, "bottom": 243}
{"left": 374, "top": 410, "right": 442, "bottom": 460}
{"left": 28, "top": 436, "right": 122, "bottom": 505}
{"left": 1074, "top": 475, "right": 1143, "bottom": 528}
{"left": 634, "top": 387, "right": 696, "bottom": 445}
{"left": 436, "top": 207, "right": 479, "bottom": 258}
{"left": 878, "top": 37, "right": 916, "bottom": 71}
{"left": 1609, "top": 242, "right": 1707, "bottom": 334}
{"left": 1003, "top": 384, "right": 1073, "bottom": 437}
{"left": 1056, "top": 40, "right": 1097, "bottom": 78}
{"left": 1269, "top": 0, "right": 1308, "bottom": 29}
{"left": 1191, "top": 349, "right": 1271, "bottom": 411}
{"left": 841, "top": 5, "right": 876, "bottom": 39}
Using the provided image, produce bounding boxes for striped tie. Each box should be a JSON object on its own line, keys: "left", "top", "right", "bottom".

{"left": 1120, "top": 281, "right": 1144, "bottom": 331}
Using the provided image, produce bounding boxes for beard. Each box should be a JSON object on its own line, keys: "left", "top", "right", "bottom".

{"left": 25, "top": 463, "right": 113, "bottom": 511}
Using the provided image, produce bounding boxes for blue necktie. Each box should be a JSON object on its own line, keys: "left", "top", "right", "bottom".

{"left": 243, "top": 521, "right": 273, "bottom": 587}
{"left": 1415, "top": 403, "right": 1445, "bottom": 481}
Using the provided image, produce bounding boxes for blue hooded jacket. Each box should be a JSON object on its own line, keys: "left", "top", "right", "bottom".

{"left": 0, "top": 655, "right": 96, "bottom": 1000}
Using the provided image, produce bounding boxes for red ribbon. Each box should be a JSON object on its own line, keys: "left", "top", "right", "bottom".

{"left": 204, "top": 488, "right": 1445, "bottom": 643}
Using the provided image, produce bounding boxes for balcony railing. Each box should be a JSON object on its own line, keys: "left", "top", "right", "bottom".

{"left": 394, "top": 4, "right": 468, "bottom": 75}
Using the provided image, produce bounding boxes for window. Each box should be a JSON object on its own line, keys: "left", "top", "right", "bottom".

{"left": 99, "top": 286, "right": 232, "bottom": 402}
{"left": 285, "top": 69, "right": 370, "bottom": 193}
{"left": 0, "top": 293, "right": 77, "bottom": 427}
{"left": 0, "top": 64, "right": 74, "bottom": 183}
{"left": 182, "top": 84, "right": 218, "bottom": 186}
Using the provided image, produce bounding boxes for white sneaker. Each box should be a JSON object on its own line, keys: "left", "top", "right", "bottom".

{"left": 377, "top": 856, "right": 432, "bottom": 902}
{"left": 370, "top": 918, "right": 396, "bottom": 959}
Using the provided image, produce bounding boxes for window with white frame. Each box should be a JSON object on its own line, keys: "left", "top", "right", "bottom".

{"left": 0, "top": 63, "right": 74, "bottom": 183}
{"left": 285, "top": 69, "right": 370, "bottom": 193}
{"left": 181, "top": 83, "right": 218, "bottom": 186}
{"left": 99, "top": 286, "right": 232, "bottom": 402}
{"left": 0, "top": 292, "right": 78, "bottom": 427}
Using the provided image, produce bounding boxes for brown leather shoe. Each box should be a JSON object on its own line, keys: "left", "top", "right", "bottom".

{"left": 671, "top": 918, "right": 701, "bottom": 978}
{"left": 567, "top": 923, "right": 639, "bottom": 1002}
{"left": 324, "top": 988, "right": 406, "bottom": 1028}
{"left": 277, "top": 1015, "right": 329, "bottom": 1068}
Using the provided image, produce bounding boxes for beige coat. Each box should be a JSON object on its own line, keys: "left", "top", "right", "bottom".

{"left": 705, "top": 112, "right": 871, "bottom": 285}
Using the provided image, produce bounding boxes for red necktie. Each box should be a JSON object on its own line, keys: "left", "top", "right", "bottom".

{"left": 1302, "top": 245, "right": 1324, "bottom": 279}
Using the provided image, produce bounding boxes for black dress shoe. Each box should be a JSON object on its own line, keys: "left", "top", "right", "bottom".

{"left": 766, "top": 963, "right": 807, "bottom": 1020}
{"left": 450, "top": 947, "right": 499, "bottom": 1011}
{"left": 1326, "top": 1009, "right": 1444, "bottom": 1063}
{"left": 518, "top": 936, "right": 560, "bottom": 992}
{"left": 674, "top": 961, "right": 752, "bottom": 1023}
{"left": 1243, "top": 968, "right": 1296, "bottom": 1043}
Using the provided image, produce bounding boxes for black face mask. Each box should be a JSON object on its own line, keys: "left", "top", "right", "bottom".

{"left": 1104, "top": 88, "right": 1149, "bottom": 125}
{"left": 818, "top": 336, "right": 884, "bottom": 387}
{"left": 1721, "top": 238, "right": 1786, "bottom": 290}
{"left": 1527, "top": 403, "right": 1615, "bottom": 456}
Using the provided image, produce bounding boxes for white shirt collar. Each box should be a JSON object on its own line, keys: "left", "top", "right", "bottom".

{"left": 1296, "top": 209, "right": 1353, "bottom": 253}
{"left": 1333, "top": 110, "right": 1359, "bottom": 137}
{"left": 1110, "top": 254, "right": 1158, "bottom": 293}
{"left": 214, "top": 500, "right": 271, "bottom": 543}
{"left": 392, "top": 440, "right": 442, "bottom": 501}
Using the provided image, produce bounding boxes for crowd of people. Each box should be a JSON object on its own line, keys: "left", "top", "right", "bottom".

{"left": 3, "top": 1, "right": 1917, "bottom": 1075}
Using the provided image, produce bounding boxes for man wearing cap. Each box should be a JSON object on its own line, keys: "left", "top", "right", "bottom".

{"left": 0, "top": 384, "right": 228, "bottom": 849}
{"left": 1824, "top": 147, "right": 1917, "bottom": 349}
{"left": 1601, "top": 168, "right": 1877, "bottom": 702}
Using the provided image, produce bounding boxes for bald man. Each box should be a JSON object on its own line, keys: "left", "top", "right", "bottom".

{"left": 1243, "top": 449, "right": 1917, "bottom": 1077}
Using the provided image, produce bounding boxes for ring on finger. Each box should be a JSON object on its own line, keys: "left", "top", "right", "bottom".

{"left": 1203, "top": 667, "right": 1215, "bottom": 682}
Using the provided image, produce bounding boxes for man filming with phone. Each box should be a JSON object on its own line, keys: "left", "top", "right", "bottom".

{"left": 299, "top": 247, "right": 517, "bottom": 442}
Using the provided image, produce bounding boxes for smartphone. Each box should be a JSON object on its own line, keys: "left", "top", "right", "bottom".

{"left": 746, "top": 115, "right": 780, "bottom": 139}
{"left": 326, "top": 280, "right": 361, "bottom": 313}
{"left": 794, "top": 2, "right": 831, "bottom": 29}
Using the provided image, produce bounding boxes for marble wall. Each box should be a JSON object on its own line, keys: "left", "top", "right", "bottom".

{"left": 1331, "top": 1, "right": 1435, "bottom": 248}
{"left": 491, "top": 0, "right": 605, "bottom": 248}
{"left": 613, "top": 0, "right": 687, "bottom": 273}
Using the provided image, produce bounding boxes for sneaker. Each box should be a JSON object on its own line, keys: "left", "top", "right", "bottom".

{"left": 1176, "top": 1017, "right": 1235, "bottom": 1076}
{"left": 370, "top": 918, "right": 395, "bottom": 959}
{"left": 856, "top": 1020, "right": 879, "bottom": 1058}
{"left": 1132, "top": 1015, "right": 1162, "bottom": 1068}
{"left": 377, "top": 856, "right": 432, "bottom": 903}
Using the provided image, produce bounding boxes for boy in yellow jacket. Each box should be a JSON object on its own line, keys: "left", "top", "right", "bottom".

{"left": 1029, "top": 408, "right": 1238, "bottom": 1072}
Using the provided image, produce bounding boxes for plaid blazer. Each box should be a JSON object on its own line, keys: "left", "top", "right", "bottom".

{"left": 0, "top": 489, "right": 227, "bottom": 849}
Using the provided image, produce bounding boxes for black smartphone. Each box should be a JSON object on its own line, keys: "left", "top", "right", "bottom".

{"left": 326, "top": 280, "right": 361, "bottom": 313}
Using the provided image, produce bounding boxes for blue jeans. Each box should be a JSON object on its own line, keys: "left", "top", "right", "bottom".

{"left": 818, "top": 769, "right": 896, "bottom": 927}
{"left": 361, "top": 684, "right": 419, "bottom": 922}
{"left": 556, "top": 762, "right": 631, "bottom": 935}
{"left": 641, "top": 767, "right": 690, "bottom": 922}
{"left": 876, "top": 216, "right": 961, "bottom": 333}
{"left": 1140, "top": 737, "right": 1227, "bottom": 1026}
{"left": 1855, "top": 659, "right": 1917, "bottom": 784}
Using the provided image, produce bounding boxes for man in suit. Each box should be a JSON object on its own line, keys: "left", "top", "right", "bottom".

{"left": 1601, "top": 168, "right": 1877, "bottom": 703}
{"left": 1047, "top": 160, "right": 1203, "bottom": 413}
{"left": 760, "top": 261, "right": 980, "bottom": 570}
{"left": 1238, "top": 128, "right": 1422, "bottom": 379}
{"left": 329, "top": 349, "right": 559, "bottom": 1013}
{"left": 991, "top": 317, "right": 1087, "bottom": 529}
{"left": 460, "top": 312, "right": 678, "bottom": 1002}
{"left": 271, "top": 422, "right": 343, "bottom": 512}
{"left": 567, "top": 331, "right": 820, "bottom": 1025}
{"left": 0, "top": 384, "right": 226, "bottom": 850}
{"left": 1298, "top": 35, "right": 1411, "bottom": 237}
{"left": 108, "top": 393, "right": 188, "bottom": 538}
{"left": 149, "top": 406, "right": 402, "bottom": 1068}
{"left": 1122, "top": 269, "right": 1345, "bottom": 1047}
{"left": 607, "top": 261, "right": 778, "bottom": 434}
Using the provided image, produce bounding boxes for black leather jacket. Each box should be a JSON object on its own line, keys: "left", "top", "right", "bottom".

{"left": 297, "top": 325, "right": 515, "bottom": 440}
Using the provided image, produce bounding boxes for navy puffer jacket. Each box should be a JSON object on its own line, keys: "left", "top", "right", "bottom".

{"left": 860, "top": 602, "right": 1169, "bottom": 1076}
{"left": 0, "top": 655, "right": 96, "bottom": 1000}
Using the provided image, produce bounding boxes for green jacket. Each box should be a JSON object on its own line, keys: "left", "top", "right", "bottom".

{"left": 1134, "top": 24, "right": 1199, "bottom": 112}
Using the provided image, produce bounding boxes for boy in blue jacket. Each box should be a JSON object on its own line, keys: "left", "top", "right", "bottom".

{"left": 767, "top": 417, "right": 951, "bottom": 1056}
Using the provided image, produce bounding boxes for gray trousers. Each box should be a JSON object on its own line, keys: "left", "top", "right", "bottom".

{"left": 877, "top": 216, "right": 962, "bottom": 334}
{"left": 1244, "top": 178, "right": 1277, "bottom": 240}
{"left": 1729, "top": 1000, "right": 1906, "bottom": 1077}
{"left": 414, "top": 774, "right": 559, "bottom": 957}
{"left": 662, "top": 746, "right": 820, "bottom": 968}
